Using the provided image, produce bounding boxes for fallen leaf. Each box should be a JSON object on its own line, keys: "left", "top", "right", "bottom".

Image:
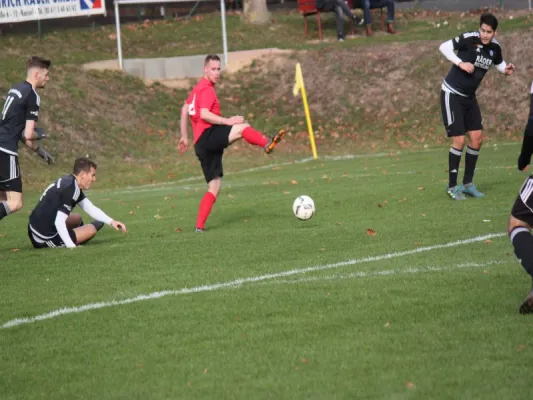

{"left": 0, "top": 233, "right": 6, "bottom": 237}
{"left": 484, "top": 240, "right": 493, "bottom": 244}
{"left": 384, "top": 321, "right": 391, "bottom": 328}
{"left": 483, "top": 270, "right": 488, "bottom": 274}
{"left": 228, "top": 194, "right": 235, "bottom": 199}
{"left": 129, "top": 211, "right": 135, "bottom": 215}
{"left": 290, "top": 180, "right": 299, "bottom": 185}
{"left": 336, "top": 222, "right": 343, "bottom": 225}
{"left": 405, "top": 381, "right": 416, "bottom": 389}
{"left": 203, "top": 369, "right": 208, "bottom": 374}
{"left": 417, "top": 186, "right": 425, "bottom": 191}
{"left": 421, "top": 213, "right": 426, "bottom": 217}
{"left": 366, "top": 229, "right": 377, "bottom": 236}
{"left": 10, "top": 248, "right": 20, "bottom": 252}
{"left": 282, "top": 191, "right": 290, "bottom": 194}
{"left": 517, "top": 344, "right": 526, "bottom": 351}
{"left": 414, "top": 242, "right": 421, "bottom": 246}
{"left": 174, "top": 228, "right": 182, "bottom": 233}
{"left": 154, "top": 214, "right": 162, "bottom": 220}
{"left": 301, "top": 358, "right": 309, "bottom": 364}
{"left": 164, "top": 196, "right": 170, "bottom": 201}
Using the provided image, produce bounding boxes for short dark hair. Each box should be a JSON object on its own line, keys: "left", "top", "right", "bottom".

{"left": 73, "top": 157, "right": 97, "bottom": 175}
{"left": 480, "top": 13, "right": 498, "bottom": 31}
{"left": 204, "top": 54, "right": 221, "bottom": 65}
{"left": 27, "top": 56, "right": 51, "bottom": 71}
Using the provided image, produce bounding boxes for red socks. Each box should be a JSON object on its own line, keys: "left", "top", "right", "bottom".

{"left": 242, "top": 127, "right": 268, "bottom": 147}
{"left": 196, "top": 192, "right": 217, "bottom": 230}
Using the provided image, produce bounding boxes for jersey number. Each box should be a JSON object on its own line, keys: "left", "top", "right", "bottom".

{"left": 40, "top": 182, "right": 55, "bottom": 201}
{"left": 188, "top": 94, "right": 196, "bottom": 116}
{"left": 1, "top": 95, "right": 14, "bottom": 120}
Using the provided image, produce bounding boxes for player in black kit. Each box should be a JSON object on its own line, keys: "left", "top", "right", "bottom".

{"left": 28, "top": 158, "right": 127, "bottom": 249}
{"left": 439, "top": 13, "right": 515, "bottom": 200}
{"left": 508, "top": 81, "right": 533, "bottom": 314}
{"left": 0, "top": 56, "right": 55, "bottom": 223}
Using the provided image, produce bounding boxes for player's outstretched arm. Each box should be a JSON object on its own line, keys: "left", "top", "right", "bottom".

{"left": 79, "top": 198, "right": 127, "bottom": 233}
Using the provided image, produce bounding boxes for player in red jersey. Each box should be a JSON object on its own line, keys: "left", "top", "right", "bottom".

{"left": 178, "top": 54, "right": 285, "bottom": 231}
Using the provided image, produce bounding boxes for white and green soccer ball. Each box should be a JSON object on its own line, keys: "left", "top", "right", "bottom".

{"left": 292, "top": 195, "right": 315, "bottom": 221}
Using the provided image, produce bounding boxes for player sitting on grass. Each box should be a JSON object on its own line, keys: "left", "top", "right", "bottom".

{"left": 27, "top": 157, "right": 127, "bottom": 249}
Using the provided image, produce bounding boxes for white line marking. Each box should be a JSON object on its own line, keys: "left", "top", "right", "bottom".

{"left": 255, "top": 261, "right": 505, "bottom": 286}
{"left": 104, "top": 153, "right": 398, "bottom": 195}
{"left": 1, "top": 232, "right": 506, "bottom": 329}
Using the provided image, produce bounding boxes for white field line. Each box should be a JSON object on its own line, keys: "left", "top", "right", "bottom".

{"left": 104, "top": 153, "right": 396, "bottom": 195}
{"left": 254, "top": 260, "right": 505, "bottom": 286}
{"left": 0, "top": 232, "right": 506, "bottom": 330}
{"left": 99, "top": 170, "right": 421, "bottom": 197}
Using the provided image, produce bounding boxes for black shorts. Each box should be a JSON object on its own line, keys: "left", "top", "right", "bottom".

{"left": 28, "top": 224, "right": 77, "bottom": 249}
{"left": 440, "top": 90, "right": 483, "bottom": 137}
{"left": 0, "top": 151, "right": 22, "bottom": 193}
{"left": 511, "top": 176, "right": 533, "bottom": 227}
{"left": 194, "top": 125, "right": 232, "bottom": 183}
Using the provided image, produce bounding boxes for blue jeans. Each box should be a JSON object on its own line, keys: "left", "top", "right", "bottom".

{"left": 363, "top": 0, "right": 395, "bottom": 24}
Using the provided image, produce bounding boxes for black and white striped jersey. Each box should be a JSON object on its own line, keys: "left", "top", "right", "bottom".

{"left": 442, "top": 31, "right": 503, "bottom": 97}
{"left": 0, "top": 81, "right": 40, "bottom": 156}
{"left": 29, "top": 175, "right": 86, "bottom": 240}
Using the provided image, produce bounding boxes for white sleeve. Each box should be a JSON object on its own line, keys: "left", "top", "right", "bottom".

{"left": 439, "top": 40, "right": 462, "bottom": 66}
{"left": 55, "top": 211, "right": 77, "bottom": 248}
{"left": 495, "top": 61, "right": 507, "bottom": 74}
{"left": 78, "top": 198, "right": 113, "bottom": 225}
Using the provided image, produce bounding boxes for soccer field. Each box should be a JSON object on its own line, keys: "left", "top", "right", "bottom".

{"left": 1, "top": 143, "right": 533, "bottom": 399}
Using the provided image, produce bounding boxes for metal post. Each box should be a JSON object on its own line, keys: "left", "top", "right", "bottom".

{"left": 220, "top": 0, "right": 228, "bottom": 66}
{"left": 529, "top": 0, "right": 532, "bottom": 11}
{"left": 114, "top": 1, "right": 123, "bottom": 70}
{"left": 37, "top": 19, "right": 42, "bottom": 38}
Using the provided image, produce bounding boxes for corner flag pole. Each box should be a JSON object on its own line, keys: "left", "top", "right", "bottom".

{"left": 292, "top": 63, "right": 318, "bottom": 160}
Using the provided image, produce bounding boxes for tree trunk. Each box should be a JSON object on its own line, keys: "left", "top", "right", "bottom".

{"left": 242, "top": 0, "right": 271, "bottom": 24}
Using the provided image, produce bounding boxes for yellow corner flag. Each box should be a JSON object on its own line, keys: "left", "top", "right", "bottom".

{"left": 293, "top": 62, "right": 318, "bottom": 160}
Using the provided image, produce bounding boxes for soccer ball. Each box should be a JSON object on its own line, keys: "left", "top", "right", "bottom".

{"left": 292, "top": 195, "right": 315, "bottom": 221}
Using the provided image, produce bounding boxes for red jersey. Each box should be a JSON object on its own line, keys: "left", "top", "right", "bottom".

{"left": 185, "top": 78, "right": 221, "bottom": 143}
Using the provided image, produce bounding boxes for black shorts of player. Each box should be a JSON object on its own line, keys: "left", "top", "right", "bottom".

{"left": 511, "top": 176, "right": 533, "bottom": 227}
{"left": 194, "top": 125, "right": 232, "bottom": 183}
{"left": 27, "top": 224, "right": 77, "bottom": 249}
{"left": 440, "top": 90, "right": 483, "bottom": 137}
{"left": 0, "top": 151, "right": 22, "bottom": 193}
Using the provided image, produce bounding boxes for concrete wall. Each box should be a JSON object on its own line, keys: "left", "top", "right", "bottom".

{"left": 123, "top": 54, "right": 226, "bottom": 80}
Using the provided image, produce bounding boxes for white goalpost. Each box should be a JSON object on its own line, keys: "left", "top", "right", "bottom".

{"left": 113, "top": 0, "right": 229, "bottom": 70}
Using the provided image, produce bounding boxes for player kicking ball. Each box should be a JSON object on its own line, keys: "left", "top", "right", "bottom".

{"left": 178, "top": 54, "right": 285, "bottom": 232}
{"left": 28, "top": 157, "right": 127, "bottom": 249}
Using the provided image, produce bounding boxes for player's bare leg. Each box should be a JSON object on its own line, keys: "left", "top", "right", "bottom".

{"left": 73, "top": 224, "right": 97, "bottom": 245}
{"left": 68, "top": 213, "right": 105, "bottom": 244}
{"left": 196, "top": 177, "right": 221, "bottom": 232}
{"left": 461, "top": 130, "right": 484, "bottom": 198}
{"left": 228, "top": 123, "right": 285, "bottom": 154}
{"left": 508, "top": 215, "right": 533, "bottom": 314}
{"left": 0, "top": 191, "right": 23, "bottom": 221}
